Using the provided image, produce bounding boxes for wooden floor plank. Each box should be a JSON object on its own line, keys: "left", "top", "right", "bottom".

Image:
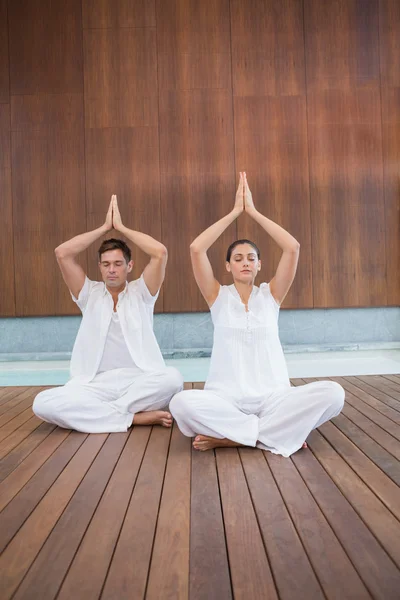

{"left": 0, "top": 387, "right": 30, "bottom": 407}
{"left": 0, "top": 397, "right": 32, "bottom": 419}
{"left": 290, "top": 378, "right": 307, "bottom": 386}
{"left": 0, "top": 434, "right": 107, "bottom": 600}
{"left": 328, "top": 381, "right": 400, "bottom": 441}
{"left": 0, "top": 395, "right": 35, "bottom": 417}
{"left": 307, "top": 429, "right": 400, "bottom": 568}
{"left": 216, "top": 448, "right": 278, "bottom": 600}
{"left": 146, "top": 423, "right": 191, "bottom": 600}
{"left": 382, "top": 375, "right": 400, "bottom": 388}
{"left": 0, "top": 405, "right": 36, "bottom": 440}
{"left": 0, "top": 378, "right": 398, "bottom": 599}
{"left": 0, "top": 428, "right": 72, "bottom": 512}
{"left": 318, "top": 421, "right": 400, "bottom": 519}
{"left": 0, "top": 422, "right": 56, "bottom": 483}
{"left": 189, "top": 447, "right": 232, "bottom": 600}
{"left": 266, "top": 452, "right": 370, "bottom": 599}
{"left": 331, "top": 413, "right": 400, "bottom": 485}
{"left": 57, "top": 426, "right": 151, "bottom": 600}
{"left": 343, "top": 397, "right": 400, "bottom": 441}
{"left": 359, "top": 375, "right": 400, "bottom": 398}
{"left": 0, "top": 431, "right": 87, "bottom": 552}
{"left": 13, "top": 433, "right": 130, "bottom": 600}
{"left": 292, "top": 447, "right": 400, "bottom": 600}
{"left": 0, "top": 387, "right": 18, "bottom": 399}
{"left": 240, "top": 448, "right": 325, "bottom": 600}
{"left": 0, "top": 416, "right": 43, "bottom": 460}
{"left": 333, "top": 377, "right": 400, "bottom": 424}
{"left": 101, "top": 426, "right": 171, "bottom": 600}
{"left": 192, "top": 383, "right": 204, "bottom": 389}
{"left": 354, "top": 376, "right": 400, "bottom": 405}
{"left": 341, "top": 404, "right": 400, "bottom": 461}
{"left": 295, "top": 377, "right": 400, "bottom": 460}
{"left": 0, "top": 388, "right": 37, "bottom": 415}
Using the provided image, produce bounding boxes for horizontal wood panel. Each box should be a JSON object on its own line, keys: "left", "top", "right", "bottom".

{"left": 234, "top": 95, "right": 313, "bottom": 308}
{"left": 159, "top": 89, "right": 236, "bottom": 312}
{"left": 381, "top": 88, "right": 400, "bottom": 305}
{"left": 12, "top": 95, "right": 86, "bottom": 316}
{"left": 85, "top": 125, "right": 163, "bottom": 309}
{"left": 11, "top": 94, "right": 84, "bottom": 132}
{"left": 308, "top": 88, "right": 386, "bottom": 307}
{"left": 0, "top": 104, "right": 15, "bottom": 316}
{"left": 0, "top": 0, "right": 9, "bottom": 103}
{"left": 380, "top": 0, "right": 400, "bottom": 306}
{"left": 83, "top": 0, "right": 156, "bottom": 29}
{"left": 230, "top": 0, "right": 305, "bottom": 96}
{"left": 157, "top": 0, "right": 231, "bottom": 90}
{"left": 0, "top": 0, "right": 398, "bottom": 314}
{"left": 156, "top": 0, "right": 230, "bottom": 55}
{"left": 379, "top": 0, "right": 400, "bottom": 87}
{"left": 304, "top": 0, "right": 380, "bottom": 90}
{"left": 83, "top": 27, "right": 158, "bottom": 129}
{"left": 8, "top": 0, "right": 83, "bottom": 95}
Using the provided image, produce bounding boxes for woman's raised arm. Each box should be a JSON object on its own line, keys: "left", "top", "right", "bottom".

{"left": 244, "top": 173, "right": 300, "bottom": 305}
{"left": 190, "top": 173, "right": 245, "bottom": 306}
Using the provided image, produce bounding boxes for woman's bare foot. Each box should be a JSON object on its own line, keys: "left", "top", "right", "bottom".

{"left": 133, "top": 410, "right": 173, "bottom": 428}
{"left": 193, "top": 435, "right": 243, "bottom": 451}
{"left": 192, "top": 436, "right": 308, "bottom": 452}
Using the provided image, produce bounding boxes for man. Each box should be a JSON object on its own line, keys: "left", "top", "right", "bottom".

{"left": 33, "top": 196, "right": 183, "bottom": 433}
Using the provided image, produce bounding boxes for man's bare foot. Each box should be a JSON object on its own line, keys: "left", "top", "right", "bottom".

{"left": 193, "top": 435, "right": 242, "bottom": 451}
{"left": 133, "top": 410, "right": 173, "bottom": 428}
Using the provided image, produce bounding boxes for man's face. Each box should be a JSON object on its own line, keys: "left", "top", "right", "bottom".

{"left": 99, "top": 249, "right": 133, "bottom": 289}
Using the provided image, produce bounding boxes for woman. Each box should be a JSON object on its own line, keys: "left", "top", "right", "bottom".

{"left": 170, "top": 173, "right": 344, "bottom": 456}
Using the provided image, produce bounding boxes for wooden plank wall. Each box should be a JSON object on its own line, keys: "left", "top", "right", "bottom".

{"left": 0, "top": 0, "right": 398, "bottom": 316}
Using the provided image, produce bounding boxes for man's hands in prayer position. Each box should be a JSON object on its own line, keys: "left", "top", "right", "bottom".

{"left": 104, "top": 194, "right": 124, "bottom": 232}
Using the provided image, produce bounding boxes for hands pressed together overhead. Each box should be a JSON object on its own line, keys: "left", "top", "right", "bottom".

{"left": 234, "top": 171, "right": 256, "bottom": 215}
{"left": 105, "top": 195, "right": 124, "bottom": 232}
{"left": 106, "top": 173, "right": 254, "bottom": 234}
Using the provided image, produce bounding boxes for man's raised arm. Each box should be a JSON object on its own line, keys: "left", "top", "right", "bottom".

{"left": 112, "top": 196, "right": 167, "bottom": 296}
{"left": 55, "top": 198, "right": 113, "bottom": 298}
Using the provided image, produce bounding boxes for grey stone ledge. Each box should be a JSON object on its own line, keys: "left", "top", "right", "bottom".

{"left": 1, "top": 341, "right": 400, "bottom": 362}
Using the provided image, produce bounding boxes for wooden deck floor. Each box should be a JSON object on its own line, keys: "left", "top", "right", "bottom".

{"left": 0, "top": 375, "right": 400, "bottom": 599}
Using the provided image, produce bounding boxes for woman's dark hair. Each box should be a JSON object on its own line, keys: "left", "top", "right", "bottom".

{"left": 226, "top": 239, "right": 260, "bottom": 262}
{"left": 98, "top": 238, "right": 132, "bottom": 263}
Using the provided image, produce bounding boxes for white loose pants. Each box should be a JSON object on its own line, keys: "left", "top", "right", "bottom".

{"left": 33, "top": 367, "right": 183, "bottom": 434}
{"left": 170, "top": 380, "right": 345, "bottom": 457}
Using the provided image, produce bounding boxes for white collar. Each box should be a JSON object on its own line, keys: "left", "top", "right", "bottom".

{"left": 103, "top": 281, "right": 129, "bottom": 298}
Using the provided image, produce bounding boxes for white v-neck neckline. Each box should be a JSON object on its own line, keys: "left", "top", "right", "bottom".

{"left": 230, "top": 284, "right": 257, "bottom": 307}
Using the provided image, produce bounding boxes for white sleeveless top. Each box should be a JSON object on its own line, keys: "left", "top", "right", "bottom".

{"left": 205, "top": 283, "right": 290, "bottom": 401}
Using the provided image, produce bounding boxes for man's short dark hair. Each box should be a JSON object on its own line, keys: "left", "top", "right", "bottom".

{"left": 98, "top": 239, "right": 131, "bottom": 263}
{"left": 226, "top": 239, "right": 260, "bottom": 262}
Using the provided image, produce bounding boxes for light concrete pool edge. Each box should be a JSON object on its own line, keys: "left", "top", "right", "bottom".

{"left": 1, "top": 349, "right": 399, "bottom": 386}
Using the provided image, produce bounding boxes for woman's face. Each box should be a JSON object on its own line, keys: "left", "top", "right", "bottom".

{"left": 226, "top": 243, "right": 261, "bottom": 283}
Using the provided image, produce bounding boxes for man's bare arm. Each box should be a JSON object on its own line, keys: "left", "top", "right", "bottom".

{"left": 55, "top": 198, "right": 113, "bottom": 299}
{"left": 112, "top": 196, "right": 167, "bottom": 296}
